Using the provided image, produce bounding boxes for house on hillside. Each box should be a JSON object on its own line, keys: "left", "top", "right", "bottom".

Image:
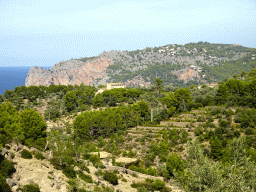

{"left": 106, "top": 83, "right": 124, "bottom": 89}
{"left": 96, "top": 83, "right": 125, "bottom": 95}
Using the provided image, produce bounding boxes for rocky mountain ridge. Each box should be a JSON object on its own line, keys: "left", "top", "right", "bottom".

{"left": 25, "top": 42, "right": 252, "bottom": 87}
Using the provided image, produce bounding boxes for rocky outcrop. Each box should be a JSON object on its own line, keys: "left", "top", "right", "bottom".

{"left": 25, "top": 58, "right": 112, "bottom": 87}
{"left": 173, "top": 68, "right": 200, "bottom": 82}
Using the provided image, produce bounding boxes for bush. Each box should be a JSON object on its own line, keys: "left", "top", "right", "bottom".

{"left": 131, "top": 178, "right": 171, "bottom": 192}
{"left": 22, "top": 183, "right": 40, "bottom": 192}
{"left": 78, "top": 172, "right": 93, "bottom": 183}
{"left": 79, "top": 163, "right": 90, "bottom": 173}
{"left": 103, "top": 171, "right": 118, "bottom": 185}
{"left": 89, "top": 155, "right": 101, "bottom": 165}
{"left": 21, "top": 149, "right": 32, "bottom": 159}
{"left": 121, "top": 178, "right": 127, "bottom": 182}
{"left": 35, "top": 152, "right": 45, "bottom": 160}
{"left": 62, "top": 166, "right": 77, "bottom": 179}
{"left": 132, "top": 173, "right": 138, "bottom": 178}
{"left": 50, "top": 157, "right": 62, "bottom": 170}
{"left": 152, "top": 179, "right": 165, "bottom": 191}
{"left": 10, "top": 152, "right": 15, "bottom": 159}
{"left": 166, "top": 153, "right": 184, "bottom": 177}
{"left": 128, "top": 150, "right": 136, "bottom": 158}
{"left": 0, "top": 175, "right": 12, "bottom": 192}
{"left": 122, "top": 150, "right": 128, "bottom": 157}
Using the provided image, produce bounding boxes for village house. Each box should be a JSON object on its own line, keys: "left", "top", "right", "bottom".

{"left": 96, "top": 83, "right": 125, "bottom": 95}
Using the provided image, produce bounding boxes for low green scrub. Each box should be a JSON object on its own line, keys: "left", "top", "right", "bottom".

{"left": 20, "top": 183, "right": 40, "bottom": 192}
{"left": 89, "top": 155, "right": 101, "bottom": 165}
{"left": 131, "top": 178, "right": 171, "bottom": 192}
{"left": 103, "top": 171, "right": 118, "bottom": 185}
{"left": 35, "top": 152, "right": 45, "bottom": 160}
{"left": 78, "top": 172, "right": 93, "bottom": 183}
{"left": 79, "top": 163, "right": 90, "bottom": 173}
{"left": 62, "top": 166, "right": 77, "bottom": 179}
{"left": 50, "top": 158, "right": 62, "bottom": 170}
{"left": 21, "top": 149, "right": 32, "bottom": 159}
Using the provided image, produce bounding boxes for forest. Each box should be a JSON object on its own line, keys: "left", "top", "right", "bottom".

{"left": 1, "top": 68, "right": 256, "bottom": 191}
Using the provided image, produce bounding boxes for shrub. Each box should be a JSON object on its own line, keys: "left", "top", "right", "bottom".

{"left": 152, "top": 179, "right": 165, "bottom": 191}
{"left": 166, "top": 153, "right": 184, "bottom": 177}
{"left": 35, "top": 152, "right": 45, "bottom": 160}
{"left": 22, "top": 183, "right": 40, "bottom": 192}
{"left": 0, "top": 175, "right": 12, "bottom": 192}
{"left": 50, "top": 157, "right": 62, "bottom": 170}
{"left": 10, "top": 152, "right": 15, "bottom": 159}
{"left": 62, "top": 166, "right": 77, "bottom": 179}
{"left": 122, "top": 150, "right": 128, "bottom": 157}
{"left": 121, "top": 178, "right": 127, "bottom": 182}
{"left": 79, "top": 163, "right": 90, "bottom": 173}
{"left": 128, "top": 150, "right": 136, "bottom": 158}
{"left": 132, "top": 173, "right": 138, "bottom": 178}
{"left": 89, "top": 155, "right": 100, "bottom": 165}
{"left": 197, "top": 116, "right": 206, "bottom": 122}
{"left": 78, "top": 172, "right": 93, "bottom": 183}
{"left": 21, "top": 149, "right": 32, "bottom": 159}
{"left": 103, "top": 171, "right": 118, "bottom": 185}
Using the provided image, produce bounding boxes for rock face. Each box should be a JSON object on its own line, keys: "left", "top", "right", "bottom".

{"left": 25, "top": 58, "right": 112, "bottom": 87}
{"left": 173, "top": 68, "right": 200, "bottom": 82}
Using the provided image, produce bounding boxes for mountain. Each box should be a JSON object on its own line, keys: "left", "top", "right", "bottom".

{"left": 25, "top": 42, "right": 256, "bottom": 88}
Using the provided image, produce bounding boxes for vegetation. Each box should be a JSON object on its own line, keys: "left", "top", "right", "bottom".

{"left": 21, "top": 149, "right": 33, "bottom": 159}
{"left": 0, "top": 154, "right": 15, "bottom": 192}
{"left": 78, "top": 172, "right": 93, "bottom": 183}
{"left": 2, "top": 61, "right": 256, "bottom": 191}
{"left": 103, "top": 171, "right": 118, "bottom": 185}
{"left": 20, "top": 183, "right": 40, "bottom": 192}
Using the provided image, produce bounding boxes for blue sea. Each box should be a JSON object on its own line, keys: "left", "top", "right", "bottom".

{"left": 0, "top": 66, "right": 51, "bottom": 96}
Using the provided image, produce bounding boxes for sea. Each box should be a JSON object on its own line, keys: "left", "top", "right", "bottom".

{"left": 0, "top": 66, "right": 51, "bottom": 96}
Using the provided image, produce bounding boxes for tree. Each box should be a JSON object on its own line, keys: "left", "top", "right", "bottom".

{"left": 233, "top": 73, "right": 240, "bottom": 79}
{"left": 0, "top": 95, "right": 3, "bottom": 103}
{"left": 64, "top": 91, "right": 77, "bottom": 112}
{"left": 92, "top": 94, "right": 103, "bottom": 108}
{"left": 155, "top": 78, "right": 163, "bottom": 93}
{"left": 174, "top": 88, "right": 192, "bottom": 112}
{"left": 19, "top": 108, "right": 47, "bottom": 148}
{"left": 166, "top": 153, "right": 184, "bottom": 177}
{"left": 241, "top": 70, "right": 247, "bottom": 80}
{"left": 210, "top": 136, "right": 223, "bottom": 160}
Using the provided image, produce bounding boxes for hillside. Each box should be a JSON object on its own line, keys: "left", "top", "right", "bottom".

{"left": 25, "top": 42, "right": 256, "bottom": 88}
{"left": 2, "top": 68, "right": 256, "bottom": 191}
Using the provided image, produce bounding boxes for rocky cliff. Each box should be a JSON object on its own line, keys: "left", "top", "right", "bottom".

{"left": 25, "top": 42, "right": 251, "bottom": 87}
{"left": 26, "top": 58, "right": 112, "bottom": 87}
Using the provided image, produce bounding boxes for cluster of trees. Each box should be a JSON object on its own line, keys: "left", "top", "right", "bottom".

{"left": 160, "top": 87, "right": 202, "bottom": 115}
{"left": 64, "top": 85, "right": 96, "bottom": 112}
{"left": 175, "top": 138, "right": 256, "bottom": 191}
{"left": 3, "top": 84, "right": 96, "bottom": 109}
{"left": 73, "top": 100, "right": 150, "bottom": 140}
{"left": 0, "top": 103, "right": 46, "bottom": 149}
{"left": 214, "top": 69, "right": 256, "bottom": 107}
{"left": 92, "top": 88, "right": 142, "bottom": 107}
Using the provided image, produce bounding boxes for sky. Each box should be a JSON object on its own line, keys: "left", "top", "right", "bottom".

{"left": 0, "top": 0, "right": 255, "bottom": 67}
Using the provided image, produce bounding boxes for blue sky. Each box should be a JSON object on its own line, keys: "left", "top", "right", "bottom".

{"left": 0, "top": 0, "right": 255, "bottom": 67}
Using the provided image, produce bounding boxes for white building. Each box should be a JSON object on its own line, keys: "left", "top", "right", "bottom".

{"left": 106, "top": 83, "right": 124, "bottom": 90}
{"left": 96, "top": 83, "right": 125, "bottom": 95}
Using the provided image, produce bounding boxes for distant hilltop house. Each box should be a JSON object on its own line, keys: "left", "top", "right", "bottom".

{"left": 96, "top": 83, "right": 125, "bottom": 95}
{"left": 106, "top": 83, "right": 124, "bottom": 89}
